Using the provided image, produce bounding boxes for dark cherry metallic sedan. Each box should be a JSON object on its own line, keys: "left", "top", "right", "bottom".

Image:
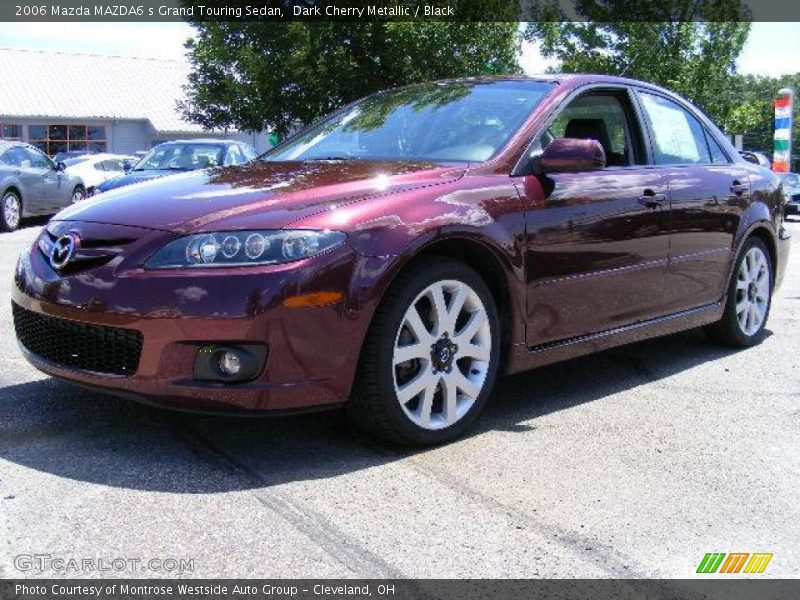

{"left": 12, "top": 75, "right": 791, "bottom": 445}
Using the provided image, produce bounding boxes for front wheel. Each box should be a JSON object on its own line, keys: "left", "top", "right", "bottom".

{"left": 71, "top": 186, "right": 85, "bottom": 204}
{"left": 348, "top": 258, "right": 501, "bottom": 446}
{"left": 706, "top": 237, "right": 773, "bottom": 347}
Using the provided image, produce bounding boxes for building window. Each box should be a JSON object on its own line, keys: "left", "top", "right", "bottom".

{"left": 0, "top": 124, "right": 21, "bottom": 140}
{"left": 28, "top": 124, "right": 106, "bottom": 156}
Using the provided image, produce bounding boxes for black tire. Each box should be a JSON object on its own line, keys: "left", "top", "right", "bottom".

{"left": 706, "top": 236, "right": 773, "bottom": 347}
{"left": 71, "top": 186, "right": 85, "bottom": 204}
{"left": 1, "top": 189, "right": 22, "bottom": 232}
{"left": 348, "top": 257, "right": 501, "bottom": 446}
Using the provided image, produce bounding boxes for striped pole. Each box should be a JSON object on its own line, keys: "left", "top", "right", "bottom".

{"left": 773, "top": 88, "right": 793, "bottom": 173}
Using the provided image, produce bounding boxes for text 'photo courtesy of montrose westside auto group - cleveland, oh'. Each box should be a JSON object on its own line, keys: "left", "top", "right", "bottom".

{"left": 0, "top": 1, "right": 799, "bottom": 599}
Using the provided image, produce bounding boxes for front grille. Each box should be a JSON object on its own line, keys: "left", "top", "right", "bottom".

{"left": 38, "top": 228, "right": 135, "bottom": 275}
{"left": 12, "top": 303, "right": 142, "bottom": 376}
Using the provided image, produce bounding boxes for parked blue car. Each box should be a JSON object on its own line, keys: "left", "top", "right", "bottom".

{"left": 93, "top": 139, "right": 257, "bottom": 195}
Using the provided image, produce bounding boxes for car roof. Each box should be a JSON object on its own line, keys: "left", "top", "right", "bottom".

{"left": 158, "top": 139, "right": 239, "bottom": 146}
{"left": 0, "top": 140, "right": 40, "bottom": 152}
{"left": 75, "top": 153, "right": 136, "bottom": 161}
{"left": 429, "top": 73, "right": 688, "bottom": 96}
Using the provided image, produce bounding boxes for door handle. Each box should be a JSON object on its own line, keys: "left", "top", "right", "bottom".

{"left": 638, "top": 190, "right": 667, "bottom": 209}
{"left": 730, "top": 180, "right": 749, "bottom": 195}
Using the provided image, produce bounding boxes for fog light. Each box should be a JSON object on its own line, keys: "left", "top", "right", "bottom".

{"left": 193, "top": 344, "right": 268, "bottom": 383}
{"left": 218, "top": 350, "right": 242, "bottom": 377}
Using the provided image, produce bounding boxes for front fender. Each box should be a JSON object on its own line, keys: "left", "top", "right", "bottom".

{"left": 299, "top": 173, "right": 529, "bottom": 352}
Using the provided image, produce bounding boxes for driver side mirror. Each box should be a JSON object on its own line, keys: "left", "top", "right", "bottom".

{"left": 54, "top": 161, "right": 66, "bottom": 172}
{"left": 533, "top": 138, "right": 606, "bottom": 174}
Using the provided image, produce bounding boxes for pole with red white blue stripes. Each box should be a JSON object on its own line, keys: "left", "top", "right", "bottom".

{"left": 773, "top": 88, "right": 793, "bottom": 173}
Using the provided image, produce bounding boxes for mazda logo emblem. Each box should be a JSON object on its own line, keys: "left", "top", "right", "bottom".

{"left": 50, "top": 234, "right": 77, "bottom": 269}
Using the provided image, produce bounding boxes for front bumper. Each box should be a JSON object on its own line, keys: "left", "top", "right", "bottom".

{"left": 12, "top": 223, "right": 391, "bottom": 413}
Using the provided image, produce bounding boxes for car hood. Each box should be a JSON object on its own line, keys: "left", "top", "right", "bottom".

{"left": 54, "top": 160, "right": 466, "bottom": 234}
{"left": 97, "top": 169, "right": 178, "bottom": 191}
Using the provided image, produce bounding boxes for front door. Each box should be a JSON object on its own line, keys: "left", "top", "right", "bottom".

{"left": 515, "top": 89, "right": 673, "bottom": 346}
{"left": 2, "top": 146, "right": 48, "bottom": 214}
{"left": 22, "top": 146, "right": 68, "bottom": 210}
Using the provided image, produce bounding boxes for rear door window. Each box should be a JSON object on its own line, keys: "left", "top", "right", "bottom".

{"left": 638, "top": 92, "right": 711, "bottom": 165}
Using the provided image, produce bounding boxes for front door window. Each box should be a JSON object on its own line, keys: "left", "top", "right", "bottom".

{"left": 541, "top": 93, "right": 644, "bottom": 167}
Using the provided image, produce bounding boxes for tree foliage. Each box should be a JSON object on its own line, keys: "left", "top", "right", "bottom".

{"left": 181, "top": 22, "right": 520, "bottom": 136}
{"left": 726, "top": 74, "right": 800, "bottom": 156}
{"left": 525, "top": 1, "right": 751, "bottom": 125}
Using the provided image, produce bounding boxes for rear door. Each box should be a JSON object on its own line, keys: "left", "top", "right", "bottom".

{"left": 515, "top": 87, "right": 673, "bottom": 346}
{"left": 635, "top": 90, "right": 749, "bottom": 311}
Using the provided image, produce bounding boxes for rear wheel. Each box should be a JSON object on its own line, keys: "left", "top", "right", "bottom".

{"left": 706, "top": 237, "right": 772, "bottom": 347}
{"left": 348, "top": 258, "right": 501, "bottom": 446}
{"left": 1, "top": 190, "right": 21, "bottom": 232}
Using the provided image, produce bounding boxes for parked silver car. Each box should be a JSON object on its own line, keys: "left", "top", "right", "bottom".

{"left": 778, "top": 171, "right": 800, "bottom": 216}
{"left": 0, "top": 141, "right": 85, "bottom": 231}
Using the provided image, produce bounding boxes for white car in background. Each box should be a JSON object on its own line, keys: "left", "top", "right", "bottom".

{"left": 739, "top": 150, "right": 772, "bottom": 169}
{"left": 63, "top": 153, "right": 137, "bottom": 196}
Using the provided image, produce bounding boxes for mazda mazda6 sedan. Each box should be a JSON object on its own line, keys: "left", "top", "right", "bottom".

{"left": 12, "top": 75, "right": 791, "bottom": 445}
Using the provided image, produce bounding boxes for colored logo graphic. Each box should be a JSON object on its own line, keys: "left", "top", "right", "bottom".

{"left": 696, "top": 552, "right": 773, "bottom": 574}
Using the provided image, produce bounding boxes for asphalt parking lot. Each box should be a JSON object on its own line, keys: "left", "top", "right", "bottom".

{"left": 0, "top": 218, "right": 798, "bottom": 580}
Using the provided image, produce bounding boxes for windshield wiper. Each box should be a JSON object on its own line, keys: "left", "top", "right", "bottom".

{"left": 303, "top": 155, "right": 358, "bottom": 161}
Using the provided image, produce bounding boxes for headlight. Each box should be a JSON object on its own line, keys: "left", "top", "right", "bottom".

{"left": 145, "top": 230, "right": 346, "bottom": 269}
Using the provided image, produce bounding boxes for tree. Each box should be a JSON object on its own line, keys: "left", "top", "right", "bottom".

{"left": 180, "top": 22, "right": 521, "bottom": 136}
{"left": 726, "top": 73, "right": 800, "bottom": 163}
{"left": 525, "top": 1, "right": 750, "bottom": 125}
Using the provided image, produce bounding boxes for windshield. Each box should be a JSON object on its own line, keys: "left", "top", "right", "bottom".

{"left": 265, "top": 80, "right": 554, "bottom": 163}
{"left": 134, "top": 143, "right": 226, "bottom": 171}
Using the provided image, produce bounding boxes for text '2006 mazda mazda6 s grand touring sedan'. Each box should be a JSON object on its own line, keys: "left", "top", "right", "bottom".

{"left": 12, "top": 75, "right": 791, "bottom": 445}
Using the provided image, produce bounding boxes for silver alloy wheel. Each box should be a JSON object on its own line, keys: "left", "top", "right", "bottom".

{"left": 3, "top": 193, "right": 20, "bottom": 229}
{"left": 72, "top": 189, "right": 84, "bottom": 203}
{"left": 735, "top": 246, "right": 770, "bottom": 336}
{"left": 392, "top": 279, "right": 491, "bottom": 430}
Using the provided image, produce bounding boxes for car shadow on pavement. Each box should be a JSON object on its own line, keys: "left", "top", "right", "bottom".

{"left": 16, "top": 216, "right": 50, "bottom": 231}
{"left": 0, "top": 327, "right": 765, "bottom": 494}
